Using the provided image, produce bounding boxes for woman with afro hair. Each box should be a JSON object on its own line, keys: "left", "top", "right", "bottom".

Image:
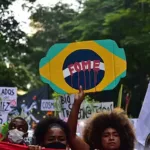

{"left": 68, "top": 86, "right": 135, "bottom": 150}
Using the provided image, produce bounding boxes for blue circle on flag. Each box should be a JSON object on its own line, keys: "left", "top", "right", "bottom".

{"left": 63, "top": 49, "right": 105, "bottom": 90}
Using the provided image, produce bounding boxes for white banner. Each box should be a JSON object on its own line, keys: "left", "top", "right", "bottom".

{"left": 59, "top": 94, "right": 114, "bottom": 120}
{"left": 136, "top": 83, "right": 150, "bottom": 146}
{"left": 41, "top": 100, "right": 61, "bottom": 111}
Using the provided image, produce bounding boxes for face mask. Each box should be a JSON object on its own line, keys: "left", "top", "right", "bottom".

{"left": 44, "top": 142, "right": 67, "bottom": 149}
{"left": 8, "top": 129, "right": 24, "bottom": 144}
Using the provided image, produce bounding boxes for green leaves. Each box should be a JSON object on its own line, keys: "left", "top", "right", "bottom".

{"left": 0, "top": 0, "right": 150, "bottom": 117}
{"left": 0, "top": 0, "right": 40, "bottom": 90}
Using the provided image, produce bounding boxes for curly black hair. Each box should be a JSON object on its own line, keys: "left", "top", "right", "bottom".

{"left": 9, "top": 117, "right": 28, "bottom": 132}
{"left": 33, "top": 116, "right": 70, "bottom": 146}
{"left": 83, "top": 111, "right": 135, "bottom": 150}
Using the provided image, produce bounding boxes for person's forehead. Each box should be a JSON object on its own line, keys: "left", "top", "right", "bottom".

{"left": 104, "top": 128, "right": 118, "bottom": 133}
{"left": 11, "top": 118, "right": 26, "bottom": 125}
{"left": 48, "top": 127, "right": 66, "bottom": 136}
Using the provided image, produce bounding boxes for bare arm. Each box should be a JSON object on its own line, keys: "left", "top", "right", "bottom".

{"left": 68, "top": 86, "right": 90, "bottom": 150}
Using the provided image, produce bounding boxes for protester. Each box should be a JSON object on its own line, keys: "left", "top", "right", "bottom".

{"left": 83, "top": 111, "right": 135, "bottom": 150}
{"left": 68, "top": 86, "right": 135, "bottom": 150}
{"left": 29, "top": 116, "right": 70, "bottom": 150}
{"left": 3, "top": 117, "right": 28, "bottom": 145}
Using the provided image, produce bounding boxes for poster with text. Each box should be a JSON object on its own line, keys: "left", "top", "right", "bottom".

{"left": 0, "top": 87, "right": 17, "bottom": 111}
{"left": 39, "top": 40, "right": 126, "bottom": 94}
{"left": 41, "top": 100, "right": 61, "bottom": 111}
{"left": 59, "top": 94, "right": 114, "bottom": 120}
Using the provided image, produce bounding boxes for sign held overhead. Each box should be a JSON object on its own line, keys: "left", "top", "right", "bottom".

{"left": 39, "top": 40, "right": 126, "bottom": 94}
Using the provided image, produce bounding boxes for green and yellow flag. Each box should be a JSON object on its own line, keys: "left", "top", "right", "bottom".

{"left": 39, "top": 40, "right": 127, "bottom": 94}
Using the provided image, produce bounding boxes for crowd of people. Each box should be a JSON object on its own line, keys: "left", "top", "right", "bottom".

{"left": 0, "top": 86, "right": 148, "bottom": 150}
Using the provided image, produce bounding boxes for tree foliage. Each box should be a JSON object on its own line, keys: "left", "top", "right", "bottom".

{"left": 28, "top": 0, "right": 150, "bottom": 117}
{"left": 0, "top": 0, "right": 41, "bottom": 90}
{"left": 27, "top": 2, "right": 77, "bottom": 75}
{"left": 1, "top": 0, "right": 150, "bottom": 116}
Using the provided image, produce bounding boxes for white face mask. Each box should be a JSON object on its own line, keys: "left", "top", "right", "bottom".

{"left": 8, "top": 129, "right": 25, "bottom": 144}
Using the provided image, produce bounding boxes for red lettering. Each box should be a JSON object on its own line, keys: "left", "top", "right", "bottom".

{"left": 93, "top": 60, "right": 100, "bottom": 71}
{"left": 68, "top": 64, "right": 74, "bottom": 76}
{"left": 74, "top": 62, "right": 81, "bottom": 72}
{"left": 68, "top": 60, "right": 100, "bottom": 75}
{"left": 82, "top": 60, "right": 91, "bottom": 71}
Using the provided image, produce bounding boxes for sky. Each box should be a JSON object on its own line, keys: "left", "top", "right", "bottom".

{"left": 10, "top": 0, "right": 78, "bottom": 35}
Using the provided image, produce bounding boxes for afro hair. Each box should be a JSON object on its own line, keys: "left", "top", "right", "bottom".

{"left": 83, "top": 111, "right": 135, "bottom": 150}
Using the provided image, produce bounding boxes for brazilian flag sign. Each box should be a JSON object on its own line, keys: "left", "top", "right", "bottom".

{"left": 39, "top": 40, "right": 126, "bottom": 94}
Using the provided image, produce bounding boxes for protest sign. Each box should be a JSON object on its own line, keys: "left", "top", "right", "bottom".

{"left": 0, "top": 101, "right": 12, "bottom": 112}
{"left": 0, "top": 87, "right": 17, "bottom": 125}
{"left": 59, "top": 94, "right": 113, "bottom": 120}
{"left": 7, "top": 85, "right": 49, "bottom": 129}
{"left": 41, "top": 100, "right": 61, "bottom": 111}
{"left": 39, "top": 40, "right": 126, "bottom": 94}
{"left": 0, "top": 87, "right": 17, "bottom": 109}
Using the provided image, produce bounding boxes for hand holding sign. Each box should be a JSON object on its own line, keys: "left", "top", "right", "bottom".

{"left": 74, "top": 86, "right": 85, "bottom": 105}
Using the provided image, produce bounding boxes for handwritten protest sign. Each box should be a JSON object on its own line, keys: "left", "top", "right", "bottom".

{"left": 59, "top": 95, "right": 114, "bottom": 120}
{"left": 39, "top": 40, "right": 126, "bottom": 94}
{"left": 41, "top": 100, "right": 61, "bottom": 111}
{"left": 0, "top": 101, "right": 11, "bottom": 112}
{"left": 0, "top": 87, "right": 17, "bottom": 124}
{"left": 0, "top": 87, "right": 17, "bottom": 109}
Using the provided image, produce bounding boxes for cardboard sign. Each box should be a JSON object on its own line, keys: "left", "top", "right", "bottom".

{"left": 41, "top": 100, "right": 61, "bottom": 111}
{"left": 0, "top": 101, "right": 12, "bottom": 112}
{"left": 59, "top": 95, "right": 114, "bottom": 120}
{"left": 39, "top": 40, "right": 126, "bottom": 94}
{"left": 0, "top": 87, "right": 17, "bottom": 125}
{"left": 0, "top": 87, "right": 17, "bottom": 107}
